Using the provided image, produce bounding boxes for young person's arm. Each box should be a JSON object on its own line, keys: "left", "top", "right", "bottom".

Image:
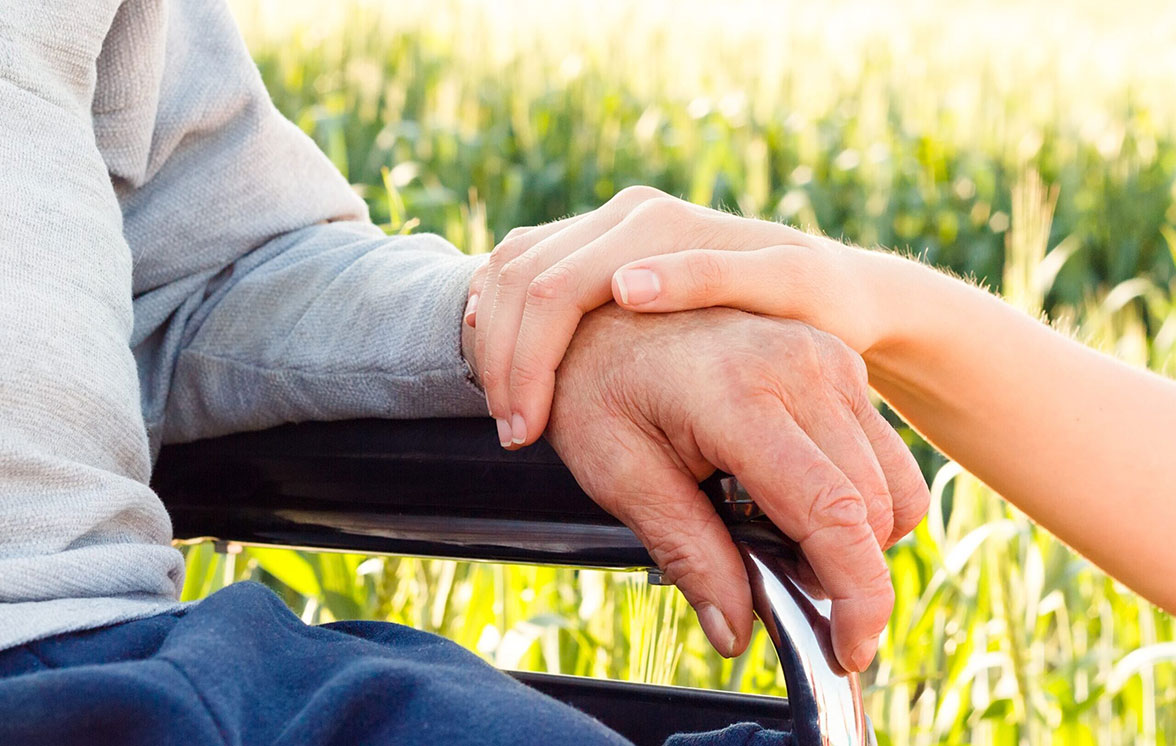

{"left": 608, "top": 243, "right": 1176, "bottom": 613}
{"left": 469, "top": 188, "right": 1175, "bottom": 610}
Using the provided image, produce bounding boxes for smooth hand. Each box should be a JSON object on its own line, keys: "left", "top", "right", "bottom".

{"left": 536, "top": 305, "right": 929, "bottom": 672}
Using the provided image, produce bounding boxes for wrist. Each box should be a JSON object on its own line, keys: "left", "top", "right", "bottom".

{"left": 803, "top": 240, "right": 890, "bottom": 357}
{"left": 854, "top": 249, "right": 946, "bottom": 377}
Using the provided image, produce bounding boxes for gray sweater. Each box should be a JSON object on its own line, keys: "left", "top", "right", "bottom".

{"left": 0, "top": 0, "right": 487, "bottom": 649}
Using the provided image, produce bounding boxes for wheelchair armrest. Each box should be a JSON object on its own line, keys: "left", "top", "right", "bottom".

{"left": 154, "top": 418, "right": 652, "bottom": 568}
{"left": 154, "top": 418, "right": 873, "bottom": 746}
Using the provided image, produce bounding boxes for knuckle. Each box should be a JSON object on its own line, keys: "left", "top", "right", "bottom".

{"left": 510, "top": 360, "right": 549, "bottom": 390}
{"left": 503, "top": 226, "right": 532, "bottom": 242}
{"left": 649, "top": 539, "right": 704, "bottom": 589}
{"left": 498, "top": 256, "right": 538, "bottom": 289}
{"left": 626, "top": 195, "right": 719, "bottom": 250}
{"left": 810, "top": 328, "right": 869, "bottom": 395}
{"left": 897, "top": 480, "right": 931, "bottom": 532}
{"left": 863, "top": 561, "right": 895, "bottom": 593}
{"left": 630, "top": 195, "right": 685, "bottom": 224}
{"left": 470, "top": 260, "right": 489, "bottom": 281}
{"left": 862, "top": 574, "right": 896, "bottom": 622}
{"left": 843, "top": 349, "right": 869, "bottom": 390}
{"left": 910, "top": 482, "right": 931, "bottom": 521}
{"left": 613, "top": 184, "right": 667, "bottom": 210}
{"left": 795, "top": 324, "right": 827, "bottom": 360}
{"left": 804, "top": 478, "right": 868, "bottom": 539}
{"left": 526, "top": 262, "right": 577, "bottom": 304}
{"left": 867, "top": 580, "right": 896, "bottom": 621}
{"left": 510, "top": 337, "right": 560, "bottom": 389}
{"left": 766, "top": 324, "right": 823, "bottom": 378}
{"left": 623, "top": 502, "right": 719, "bottom": 590}
{"left": 828, "top": 533, "right": 893, "bottom": 616}
{"left": 489, "top": 237, "right": 526, "bottom": 267}
{"left": 479, "top": 365, "right": 503, "bottom": 392}
{"left": 867, "top": 498, "right": 895, "bottom": 544}
{"left": 714, "top": 350, "right": 778, "bottom": 400}
{"left": 683, "top": 251, "right": 728, "bottom": 298}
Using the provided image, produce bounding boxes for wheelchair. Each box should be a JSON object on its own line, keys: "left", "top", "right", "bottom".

{"left": 154, "top": 418, "right": 877, "bottom": 745}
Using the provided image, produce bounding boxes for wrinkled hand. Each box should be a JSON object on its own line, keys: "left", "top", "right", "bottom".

{"left": 541, "top": 304, "right": 929, "bottom": 672}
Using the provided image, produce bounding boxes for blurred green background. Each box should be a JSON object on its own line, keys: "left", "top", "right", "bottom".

{"left": 179, "top": 1, "right": 1176, "bottom": 742}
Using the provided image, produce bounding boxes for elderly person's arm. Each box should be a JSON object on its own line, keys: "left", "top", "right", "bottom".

{"left": 122, "top": 0, "right": 485, "bottom": 456}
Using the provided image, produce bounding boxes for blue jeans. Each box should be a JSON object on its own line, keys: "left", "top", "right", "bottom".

{"left": 0, "top": 582, "right": 784, "bottom": 745}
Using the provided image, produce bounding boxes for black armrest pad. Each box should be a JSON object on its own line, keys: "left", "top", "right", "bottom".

{"left": 155, "top": 418, "right": 608, "bottom": 522}
{"left": 153, "top": 419, "right": 661, "bottom": 567}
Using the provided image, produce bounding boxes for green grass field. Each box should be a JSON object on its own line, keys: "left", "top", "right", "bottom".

{"left": 180, "top": 1, "right": 1176, "bottom": 742}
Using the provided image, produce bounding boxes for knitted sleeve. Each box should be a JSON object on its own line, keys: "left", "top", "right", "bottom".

{"left": 116, "top": 0, "right": 487, "bottom": 451}
{"left": 0, "top": 0, "right": 184, "bottom": 640}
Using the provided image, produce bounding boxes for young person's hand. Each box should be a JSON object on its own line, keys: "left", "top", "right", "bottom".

{"left": 607, "top": 242, "right": 878, "bottom": 354}
{"left": 535, "top": 304, "right": 930, "bottom": 672}
{"left": 466, "top": 186, "right": 805, "bottom": 449}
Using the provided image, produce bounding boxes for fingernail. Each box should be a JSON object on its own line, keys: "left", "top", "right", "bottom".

{"left": 615, "top": 269, "right": 661, "bottom": 305}
{"left": 485, "top": 393, "right": 493, "bottom": 417}
{"left": 696, "top": 603, "right": 737, "bottom": 658}
{"left": 495, "top": 418, "right": 512, "bottom": 448}
{"left": 510, "top": 412, "right": 527, "bottom": 444}
{"left": 463, "top": 293, "right": 479, "bottom": 327}
{"left": 850, "top": 637, "right": 878, "bottom": 672}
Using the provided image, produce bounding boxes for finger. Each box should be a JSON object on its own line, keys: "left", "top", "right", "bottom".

{"left": 854, "top": 402, "right": 930, "bottom": 548}
{"left": 497, "top": 213, "right": 587, "bottom": 252}
{"left": 480, "top": 187, "right": 669, "bottom": 445}
{"left": 796, "top": 395, "right": 894, "bottom": 549}
{"left": 611, "top": 246, "right": 805, "bottom": 315}
{"left": 612, "top": 245, "right": 878, "bottom": 355}
{"left": 505, "top": 198, "right": 748, "bottom": 447}
{"left": 574, "top": 434, "right": 754, "bottom": 658}
{"left": 713, "top": 410, "right": 892, "bottom": 673}
{"left": 500, "top": 204, "right": 807, "bottom": 447}
{"left": 466, "top": 225, "right": 547, "bottom": 330}
{"left": 464, "top": 262, "right": 490, "bottom": 328}
{"left": 473, "top": 220, "right": 583, "bottom": 395}
{"left": 463, "top": 292, "right": 480, "bottom": 328}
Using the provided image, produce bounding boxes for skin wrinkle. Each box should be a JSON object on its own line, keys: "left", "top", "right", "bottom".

{"left": 799, "top": 484, "right": 870, "bottom": 550}
{"left": 801, "top": 398, "right": 893, "bottom": 543}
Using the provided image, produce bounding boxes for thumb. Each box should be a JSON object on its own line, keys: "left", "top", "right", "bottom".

{"left": 611, "top": 247, "right": 794, "bottom": 316}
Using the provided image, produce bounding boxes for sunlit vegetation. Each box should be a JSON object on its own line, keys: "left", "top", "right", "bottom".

{"left": 179, "top": 1, "right": 1176, "bottom": 741}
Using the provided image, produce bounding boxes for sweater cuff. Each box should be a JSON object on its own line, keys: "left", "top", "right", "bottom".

{"left": 432, "top": 251, "right": 489, "bottom": 413}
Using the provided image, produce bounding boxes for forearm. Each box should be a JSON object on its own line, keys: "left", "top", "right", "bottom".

{"left": 856, "top": 250, "right": 1176, "bottom": 610}
{"left": 116, "top": 0, "right": 490, "bottom": 445}
{"left": 163, "top": 222, "right": 488, "bottom": 443}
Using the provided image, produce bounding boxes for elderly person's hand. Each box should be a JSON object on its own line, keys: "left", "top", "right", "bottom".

{"left": 465, "top": 304, "right": 929, "bottom": 673}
